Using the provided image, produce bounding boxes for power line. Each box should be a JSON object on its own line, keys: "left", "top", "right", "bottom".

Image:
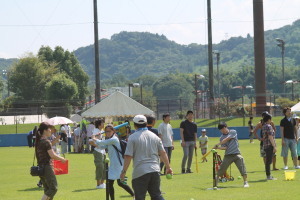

{"left": 1, "top": 17, "right": 299, "bottom": 27}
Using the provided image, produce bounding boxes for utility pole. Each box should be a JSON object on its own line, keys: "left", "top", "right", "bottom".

{"left": 207, "top": 0, "right": 214, "bottom": 119}
{"left": 93, "top": 0, "right": 101, "bottom": 103}
{"left": 253, "top": 0, "right": 267, "bottom": 114}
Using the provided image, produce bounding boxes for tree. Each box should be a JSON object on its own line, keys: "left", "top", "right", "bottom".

{"left": 7, "top": 46, "right": 89, "bottom": 117}
{"left": 45, "top": 73, "right": 78, "bottom": 117}
{"left": 38, "top": 46, "right": 89, "bottom": 102}
{"left": 9, "top": 55, "right": 56, "bottom": 100}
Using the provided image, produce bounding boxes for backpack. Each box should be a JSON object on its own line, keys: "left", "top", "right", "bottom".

{"left": 112, "top": 139, "right": 127, "bottom": 166}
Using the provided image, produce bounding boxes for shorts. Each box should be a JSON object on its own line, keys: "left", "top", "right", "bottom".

{"left": 201, "top": 148, "right": 207, "bottom": 155}
{"left": 281, "top": 138, "right": 297, "bottom": 158}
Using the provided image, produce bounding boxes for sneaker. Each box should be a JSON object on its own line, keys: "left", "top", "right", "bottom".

{"left": 283, "top": 166, "right": 288, "bottom": 170}
{"left": 37, "top": 183, "right": 43, "bottom": 188}
{"left": 267, "top": 176, "right": 277, "bottom": 180}
{"left": 294, "top": 166, "right": 300, "bottom": 169}
{"left": 186, "top": 169, "right": 193, "bottom": 173}
{"left": 272, "top": 168, "right": 279, "bottom": 171}
{"left": 181, "top": 169, "right": 186, "bottom": 174}
{"left": 96, "top": 183, "right": 106, "bottom": 189}
{"left": 243, "top": 182, "right": 249, "bottom": 188}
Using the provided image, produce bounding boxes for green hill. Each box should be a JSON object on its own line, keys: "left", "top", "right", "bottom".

{"left": 73, "top": 19, "right": 300, "bottom": 80}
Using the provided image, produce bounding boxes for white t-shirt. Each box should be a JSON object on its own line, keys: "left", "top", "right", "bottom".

{"left": 158, "top": 122, "right": 173, "bottom": 147}
{"left": 63, "top": 125, "right": 71, "bottom": 138}
{"left": 199, "top": 135, "right": 209, "bottom": 149}
{"left": 93, "top": 128, "right": 105, "bottom": 155}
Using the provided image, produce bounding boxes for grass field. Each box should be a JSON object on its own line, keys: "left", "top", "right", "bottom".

{"left": 0, "top": 116, "right": 283, "bottom": 134}
{"left": 1, "top": 138, "right": 300, "bottom": 200}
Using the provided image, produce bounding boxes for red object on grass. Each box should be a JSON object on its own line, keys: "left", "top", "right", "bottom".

{"left": 53, "top": 160, "right": 68, "bottom": 175}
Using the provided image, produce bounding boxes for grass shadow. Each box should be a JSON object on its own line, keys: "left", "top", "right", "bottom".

{"left": 72, "top": 188, "right": 98, "bottom": 192}
{"left": 249, "top": 179, "right": 267, "bottom": 183}
{"left": 18, "top": 187, "right": 43, "bottom": 192}
{"left": 119, "top": 195, "right": 136, "bottom": 198}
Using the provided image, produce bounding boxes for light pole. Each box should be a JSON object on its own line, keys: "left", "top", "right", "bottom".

{"left": 128, "top": 83, "right": 142, "bottom": 103}
{"left": 213, "top": 50, "right": 220, "bottom": 98}
{"left": 213, "top": 50, "right": 220, "bottom": 123}
{"left": 2, "top": 69, "right": 10, "bottom": 97}
{"left": 276, "top": 38, "right": 285, "bottom": 95}
{"left": 194, "top": 74, "right": 205, "bottom": 119}
{"left": 233, "top": 85, "right": 253, "bottom": 126}
{"left": 285, "top": 80, "right": 300, "bottom": 101}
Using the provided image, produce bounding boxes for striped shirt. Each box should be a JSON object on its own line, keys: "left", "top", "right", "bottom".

{"left": 262, "top": 123, "right": 275, "bottom": 148}
{"left": 220, "top": 129, "right": 240, "bottom": 155}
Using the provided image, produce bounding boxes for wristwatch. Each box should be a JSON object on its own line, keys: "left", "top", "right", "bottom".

{"left": 121, "top": 169, "right": 126, "bottom": 174}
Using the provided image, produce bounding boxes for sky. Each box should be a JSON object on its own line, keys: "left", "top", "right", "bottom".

{"left": 0, "top": 0, "right": 299, "bottom": 59}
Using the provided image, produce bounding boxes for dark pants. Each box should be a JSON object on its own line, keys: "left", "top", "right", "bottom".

{"left": 107, "top": 179, "right": 134, "bottom": 200}
{"left": 132, "top": 172, "right": 164, "bottom": 200}
{"left": 39, "top": 165, "right": 57, "bottom": 199}
{"left": 67, "top": 137, "right": 72, "bottom": 152}
{"left": 160, "top": 147, "right": 172, "bottom": 173}
{"left": 264, "top": 146, "right": 274, "bottom": 176}
{"left": 27, "top": 134, "right": 33, "bottom": 147}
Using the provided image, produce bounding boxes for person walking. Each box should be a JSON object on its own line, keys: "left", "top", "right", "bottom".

{"left": 35, "top": 122, "right": 67, "bottom": 200}
{"left": 280, "top": 107, "right": 300, "bottom": 169}
{"left": 120, "top": 115, "right": 172, "bottom": 200}
{"left": 262, "top": 114, "right": 277, "bottom": 180}
{"left": 214, "top": 122, "right": 249, "bottom": 188}
{"left": 180, "top": 110, "right": 197, "bottom": 173}
{"left": 158, "top": 113, "right": 174, "bottom": 175}
{"left": 92, "top": 124, "right": 134, "bottom": 200}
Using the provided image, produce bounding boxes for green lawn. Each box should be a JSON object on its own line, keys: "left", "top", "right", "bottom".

{"left": 1, "top": 139, "right": 300, "bottom": 200}
{"left": 0, "top": 116, "right": 283, "bottom": 134}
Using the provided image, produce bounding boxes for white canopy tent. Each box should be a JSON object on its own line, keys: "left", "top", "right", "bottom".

{"left": 291, "top": 101, "right": 300, "bottom": 113}
{"left": 81, "top": 91, "right": 154, "bottom": 118}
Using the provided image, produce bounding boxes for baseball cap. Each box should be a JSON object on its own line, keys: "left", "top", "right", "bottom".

{"left": 133, "top": 115, "right": 147, "bottom": 124}
{"left": 201, "top": 129, "right": 206, "bottom": 132}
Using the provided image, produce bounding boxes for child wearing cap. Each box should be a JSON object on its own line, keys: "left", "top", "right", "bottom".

{"left": 199, "top": 129, "right": 209, "bottom": 162}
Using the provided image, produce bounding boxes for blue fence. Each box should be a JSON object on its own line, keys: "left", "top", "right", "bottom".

{"left": 172, "top": 126, "right": 281, "bottom": 140}
{"left": 0, "top": 126, "right": 281, "bottom": 147}
{"left": 0, "top": 134, "right": 28, "bottom": 147}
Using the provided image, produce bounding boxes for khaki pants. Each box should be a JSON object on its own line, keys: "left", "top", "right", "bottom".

{"left": 217, "top": 154, "right": 247, "bottom": 177}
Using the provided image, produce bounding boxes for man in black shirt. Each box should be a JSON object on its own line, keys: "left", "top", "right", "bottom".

{"left": 280, "top": 107, "right": 299, "bottom": 169}
{"left": 180, "top": 110, "right": 198, "bottom": 173}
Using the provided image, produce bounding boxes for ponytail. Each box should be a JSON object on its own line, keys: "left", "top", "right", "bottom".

{"left": 35, "top": 122, "right": 51, "bottom": 149}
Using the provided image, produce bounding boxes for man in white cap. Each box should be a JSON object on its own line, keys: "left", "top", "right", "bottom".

{"left": 199, "top": 128, "right": 209, "bottom": 162}
{"left": 120, "top": 115, "right": 173, "bottom": 200}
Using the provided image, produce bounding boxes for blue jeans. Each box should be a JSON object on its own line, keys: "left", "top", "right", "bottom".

{"left": 181, "top": 141, "right": 195, "bottom": 170}
{"left": 132, "top": 172, "right": 164, "bottom": 200}
{"left": 67, "top": 137, "right": 72, "bottom": 152}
